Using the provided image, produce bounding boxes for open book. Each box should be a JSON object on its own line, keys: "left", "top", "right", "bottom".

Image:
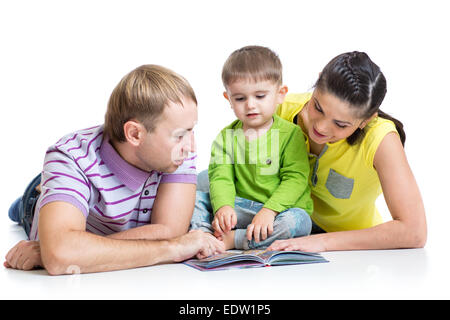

{"left": 184, "top": 249, "right": 328, "bottom": 271}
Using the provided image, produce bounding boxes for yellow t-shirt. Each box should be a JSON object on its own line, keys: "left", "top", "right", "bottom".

{"left": 276, "top": 93, "right": 398, "bottom": 232}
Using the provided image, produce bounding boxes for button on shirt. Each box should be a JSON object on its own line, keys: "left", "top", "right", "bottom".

{"left": 29, "top": 125, "right": 197, "bottom": 240}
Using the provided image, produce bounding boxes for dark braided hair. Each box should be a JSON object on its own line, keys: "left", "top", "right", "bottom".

{"left": 315, "top": 51, "right": 405, "bottom": 146}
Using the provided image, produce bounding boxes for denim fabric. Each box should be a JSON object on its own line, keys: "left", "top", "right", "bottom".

{"left": 191, "top": 190, "right": 312, "bottom": 250}
{"left": 8, "top": 173, "right": 41, "bottom": 239}
{"left": 196, "top": 169, "right": 210, "bottom": 193}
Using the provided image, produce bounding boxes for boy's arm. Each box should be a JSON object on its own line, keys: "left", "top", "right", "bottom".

{"left": 263, "top": 128, "right": 310, "bottom": 213}
{"left": 208, "top": 130, "right": 236, "bottom": 213}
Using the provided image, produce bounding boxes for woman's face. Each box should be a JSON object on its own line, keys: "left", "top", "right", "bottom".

{"left": 301, "top": 89, "right": 368, "bottom": 144}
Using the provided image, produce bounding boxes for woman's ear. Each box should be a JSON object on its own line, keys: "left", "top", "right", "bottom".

{"left": 359, "top": 112, "right": 378, "bottom": 129}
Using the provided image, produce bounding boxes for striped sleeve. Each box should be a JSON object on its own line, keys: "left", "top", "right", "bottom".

{"left": 160, "top": 151, "right": 197, "bottom": 184}
{"left": 37, "top": 147, "right": 91, "bottom": 217}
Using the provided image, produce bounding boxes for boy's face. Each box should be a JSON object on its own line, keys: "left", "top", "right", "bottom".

{"left": 224, "top": 79, "right": 287, "bottom": 131}
{"left": 136, "top": 97, "right": 197, "bottom": 173}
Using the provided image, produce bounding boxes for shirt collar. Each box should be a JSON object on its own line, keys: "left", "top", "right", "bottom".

{"left": 99, "top": 135, "right": 150, "bottom": 191}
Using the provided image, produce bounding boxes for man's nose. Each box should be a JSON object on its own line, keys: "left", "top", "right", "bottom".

{"left": 182, "top": 131, "right": 196, "bottom": 154}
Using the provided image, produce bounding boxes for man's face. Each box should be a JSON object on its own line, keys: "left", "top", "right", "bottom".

{"left": 136, "top": 97, "right": 197, "bottom": 173}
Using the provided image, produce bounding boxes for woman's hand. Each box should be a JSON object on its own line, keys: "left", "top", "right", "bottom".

{"left": 268, "top": 234, "right": 327, "bottom": 252}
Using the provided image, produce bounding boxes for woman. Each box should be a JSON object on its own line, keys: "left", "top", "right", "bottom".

{"left": 268, "top": 51, "right": 426, "bottom": 252}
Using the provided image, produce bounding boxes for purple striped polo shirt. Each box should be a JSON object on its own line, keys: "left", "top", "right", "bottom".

{"left": 29, "top": 125, "right": 197, "bottom": 241}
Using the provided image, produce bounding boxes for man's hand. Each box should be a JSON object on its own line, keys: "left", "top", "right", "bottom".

{"left": 4, "top": 240, "right": 42, "bottom": 270}
{"left": 246, "top": 208, "right": 277, "bottom": 243}
{"left": 212, "top": 205, "right": 237, "bottom": 239}
{"left": 171, "top": 230, "right": 225, "bottom": 261}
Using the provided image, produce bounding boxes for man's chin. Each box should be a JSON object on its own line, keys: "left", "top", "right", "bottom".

{"left": 160, "top": 164, "right": 179, "bottom": 174}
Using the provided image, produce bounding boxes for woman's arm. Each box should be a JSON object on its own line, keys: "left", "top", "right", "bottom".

{"left": 269, "top": 132, "right": 427, "bottom": 252}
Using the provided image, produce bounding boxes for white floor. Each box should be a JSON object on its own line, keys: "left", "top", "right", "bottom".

{"left": 2, "top": 214, "right": 449, "bottom": 300}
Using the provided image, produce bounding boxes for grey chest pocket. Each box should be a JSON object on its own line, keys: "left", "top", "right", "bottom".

{"left": 325, "top": 169, "right": 354, "bottom": 199}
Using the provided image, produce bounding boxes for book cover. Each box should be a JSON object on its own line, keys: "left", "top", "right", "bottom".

{"left": 184, "top": 249, "right": 328, "bottom": 271}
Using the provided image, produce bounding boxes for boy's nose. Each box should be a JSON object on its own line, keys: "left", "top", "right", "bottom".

{"left": 246, "top": 97, "right": 257, "bottom": 110}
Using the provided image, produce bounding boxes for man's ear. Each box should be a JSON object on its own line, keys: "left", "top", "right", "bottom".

{"left": 123, "top": 120, "right": 145, "bottom": 146}
{"left": 359, "top": 112, "right": 378, "bottom": 129}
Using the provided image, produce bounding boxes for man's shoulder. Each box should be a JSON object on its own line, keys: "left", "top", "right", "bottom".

{"left": 49, "top": 125, "right": 104, "bottom": 155}
{"left": 45, "top": 125, "right": 105, "bottom": 174}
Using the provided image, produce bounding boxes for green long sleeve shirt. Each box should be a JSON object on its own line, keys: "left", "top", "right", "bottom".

{"left": 208, "top": 114, "right": 313, "bottom": 215}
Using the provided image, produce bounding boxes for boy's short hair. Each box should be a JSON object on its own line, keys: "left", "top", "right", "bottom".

{"left": 222, "top": 45, "right": 283, "bottom": 87}
{"left": 105, "top": 64, "right": 197, "bottom": 142}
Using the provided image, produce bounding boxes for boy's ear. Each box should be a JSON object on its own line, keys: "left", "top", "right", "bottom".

{"left": 279, "top": 85, "right": 288, "bottom": 95}
{"left": 276, "top": 85, "right": 288, "bottom": 104}
{"left": 123, "top": 120, "right": 145, "bottom": 146}
{"left": 223, "top": 91, "right": 230, "bottom": 101}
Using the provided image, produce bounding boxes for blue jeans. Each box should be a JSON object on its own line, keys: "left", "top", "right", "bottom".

{"left": 191, "top": 170, "right": 312, "bottom": 250}
{"left": 8, "top": 173, "right": 41, "bottom": 239}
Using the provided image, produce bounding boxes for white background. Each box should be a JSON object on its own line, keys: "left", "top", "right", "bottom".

{"left": 1, "top": 0, "right": 449, "bottom": 299}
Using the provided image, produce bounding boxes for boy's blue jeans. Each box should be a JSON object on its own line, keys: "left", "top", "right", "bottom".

{"left": 190, "top": 170, "right": 312, "bottom": 250}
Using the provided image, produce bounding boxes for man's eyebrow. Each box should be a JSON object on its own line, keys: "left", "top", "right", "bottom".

{"left": 313, "top": 97, "right": 352, "bottom": 125}
{"left": 173, "top": 127, "right": 195, "bottom": 135}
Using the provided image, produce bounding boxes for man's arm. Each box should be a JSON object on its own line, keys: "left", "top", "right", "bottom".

{"left": 106, "top": 182, "right": 196, "bottom": 240}
{"left": 38, "top": 201, "right": 223, "bottom": 275}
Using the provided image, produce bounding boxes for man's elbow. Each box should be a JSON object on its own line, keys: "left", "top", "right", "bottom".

{"left": 41, "top": 243, "right": 76, "bottom": 276}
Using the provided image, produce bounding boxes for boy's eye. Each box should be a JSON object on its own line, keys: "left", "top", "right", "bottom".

{"left": 235, "top": 97, "right": 245, "bottom": 102}
{"left": 256, "top": 94, "right": 266, "bottom": 99}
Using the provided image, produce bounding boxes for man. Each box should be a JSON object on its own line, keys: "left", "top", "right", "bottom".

{"left": 4, "top": 65, "right": 224, "bottom": 275}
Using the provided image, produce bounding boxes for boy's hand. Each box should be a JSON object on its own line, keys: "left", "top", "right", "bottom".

{"left": 246, "top": 208, "right": 277, "bottom": 243}
{"left": 212, "top": 205, "right": 237, "bottom": 238}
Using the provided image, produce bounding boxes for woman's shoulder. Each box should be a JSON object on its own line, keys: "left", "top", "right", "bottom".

{"left": 361, "top": 116, "right": 399, "bottom": 167}
{"left": 365, "top": 116, "right": 398, "bottom": 139}
{"left": 276, "top": 92, "right": 312, "bottom": 121}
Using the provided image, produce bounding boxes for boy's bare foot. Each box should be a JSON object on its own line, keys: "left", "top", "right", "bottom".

{"left": 221, "top": 230, "right": 235, "bottom": 250}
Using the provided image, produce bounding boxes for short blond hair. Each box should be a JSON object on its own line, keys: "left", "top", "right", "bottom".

{"left": 222, "top": 45, "right": 283, "bottom": 87}
{"left": 105, "top": 64, "right": 197, "bottom": 142}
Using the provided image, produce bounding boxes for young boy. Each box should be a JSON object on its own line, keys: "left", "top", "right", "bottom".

{"left": 191, "top": 46, "right": 313, "bottom": 250}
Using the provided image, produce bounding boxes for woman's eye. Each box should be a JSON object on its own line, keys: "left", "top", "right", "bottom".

{"left": 314, "top": 103, "right": 323, "bottom": 113}
{"left": 335, "top": 122, "right": 347, "bottom": 129}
